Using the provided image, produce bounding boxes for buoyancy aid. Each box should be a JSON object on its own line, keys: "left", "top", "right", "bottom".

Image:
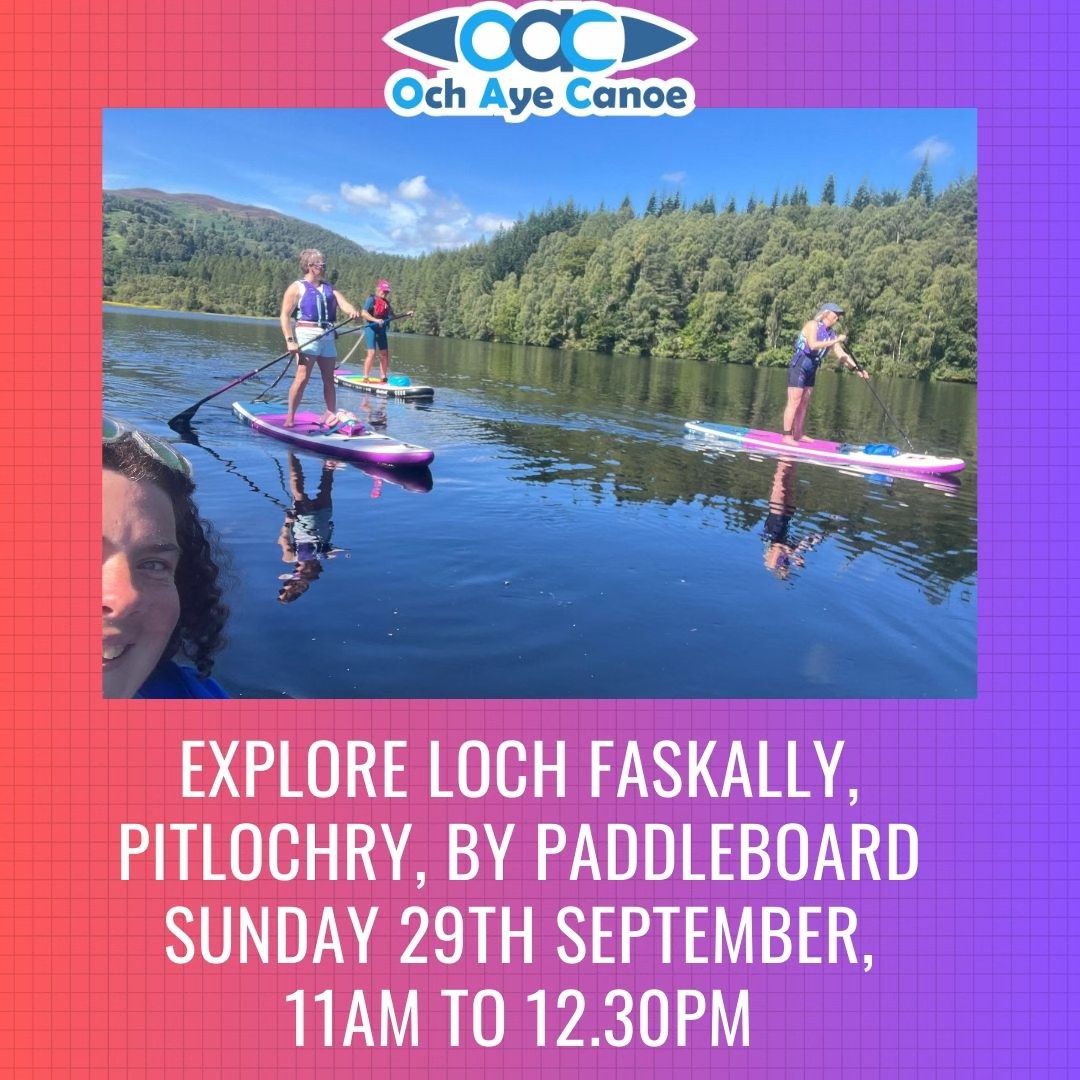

{"left": 294, "top": 280, "right": 337, "bottom": 326}
{"left": 791, "top": 319, "right": 836, "bottom": 369}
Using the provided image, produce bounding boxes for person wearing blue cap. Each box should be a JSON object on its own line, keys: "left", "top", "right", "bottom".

{"left": 783, "top": 302, "right": 868, "bottom": 443}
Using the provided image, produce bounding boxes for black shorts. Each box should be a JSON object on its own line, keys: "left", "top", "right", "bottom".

{"left": 788, "top": 356, "right": 819, "bottom": 389}
{"left": 763, "top": 512, "right": 793, "bottom": 544}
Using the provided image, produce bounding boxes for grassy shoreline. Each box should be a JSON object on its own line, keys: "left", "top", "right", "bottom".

{"left": 104, "top": 300, "right": 275, "bottom": 323}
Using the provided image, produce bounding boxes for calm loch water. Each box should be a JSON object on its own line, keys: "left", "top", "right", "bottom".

{"left": 104, "top": 306, "right": 977, "bottom": 698}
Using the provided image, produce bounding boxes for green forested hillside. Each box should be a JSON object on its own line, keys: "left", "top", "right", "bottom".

{"left": 103, "top": 174, "right": 977, "bottom": 380}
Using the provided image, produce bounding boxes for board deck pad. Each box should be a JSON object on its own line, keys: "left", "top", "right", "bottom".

{"left": 684, "top": 421, "right": 965, "bottom": 476}
{"left": 232, "top": 402, "right": 434, "bottom": 466}
{"left": 334, "top": 369, "right": 435, "bottom": 399}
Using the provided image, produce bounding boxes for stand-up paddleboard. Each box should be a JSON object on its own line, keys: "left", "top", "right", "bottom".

{"left": 684, "top": 421, "right": 965, "bottom": 476}
{"left": 334, "top": 369, "right": 435, "bottom": 400}
{"left": 232, "top": 402, "right": 434, "bottom": 466}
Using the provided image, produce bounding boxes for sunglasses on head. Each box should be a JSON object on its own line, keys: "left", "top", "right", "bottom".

{"left": 103, "top": 416, "right": 193, "bottom": 478}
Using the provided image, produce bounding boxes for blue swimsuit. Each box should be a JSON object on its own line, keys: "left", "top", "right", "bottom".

{"left": 363, "top": 294, "right": 393, "bottom": 349}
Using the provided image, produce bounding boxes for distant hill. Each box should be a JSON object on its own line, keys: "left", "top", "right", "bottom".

{"left": 103, "top": 188, "right": 372, "bottom": 315}
{"left": 109, "top": 188, "right": 294, "bottom": 220}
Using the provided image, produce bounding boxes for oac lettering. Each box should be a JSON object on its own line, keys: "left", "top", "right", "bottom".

{"left": 459, "top": 6, "right": 616, "bottom": 73}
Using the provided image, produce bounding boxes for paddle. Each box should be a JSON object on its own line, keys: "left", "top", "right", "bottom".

{"left": 335, "top": 312, "right": 407, "bottom": 371}
{"left": 252, "top": 352, "right": 296, "bottom": 404}
{"left": 252, "top": 316, "right": 406, "bottom": 404}
{"left": 168, "top": 319, "right": 355, "bottom": 430}
{"left": 845, "top": 346, "right": 916, "bottom": 452}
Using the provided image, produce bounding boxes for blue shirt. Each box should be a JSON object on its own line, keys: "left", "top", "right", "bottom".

{"left": 137, "top": 661, "right": 228, "bottom": 699}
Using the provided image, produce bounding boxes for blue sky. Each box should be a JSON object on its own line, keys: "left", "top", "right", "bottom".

{"left": 104, "top": 109, "right": 976, "bottom": 256}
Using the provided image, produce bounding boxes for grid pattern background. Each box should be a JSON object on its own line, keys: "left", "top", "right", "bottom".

{"left": 1, "top": 0, "right": 1077, "bottom": 1075}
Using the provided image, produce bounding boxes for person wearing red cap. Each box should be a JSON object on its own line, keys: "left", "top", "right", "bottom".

{"left": 783, "top": 302, "right": 867, "bottom": 443}
{"left": 361, "top": 279, "right": 414, "bottom": 383}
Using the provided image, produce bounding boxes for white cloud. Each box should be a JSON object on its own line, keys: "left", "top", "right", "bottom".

{"left": 474, "top": 212, "right": 515, "bottom": 234}
{"left": 910, "top": 137, "right": 953, "bottom": 164}
{"left": 431, "top": 222, "right": 465, "bottom": 243}
{"left": 396, "top": 175, "right": 432, "bottom": 200}
{"left": 386, "top": 201, "right": 422, "bottom": 230}
{"left": 340, "top": 181, "right": 388, "bottom": 207}
{"left": 662, "top": 170, "right": 686, "bottom": 183}
{"left": 336, "top": 175, "right": 517, "bottom": 254}
{"left": 305, "top": 193, "right": 335, "bottom": 213}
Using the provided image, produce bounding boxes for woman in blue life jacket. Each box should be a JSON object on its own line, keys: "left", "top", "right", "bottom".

{"left": 103, "top": 417, "right": 229, "bottom": 699}
{"left": 280, "top": 249, "right": 364, "bottom": 427}
{"left": 783, "top": 302, "right": 867, "bottom": 443}
{"left": 362, "top": 279, "right": 414, "bottom": 383}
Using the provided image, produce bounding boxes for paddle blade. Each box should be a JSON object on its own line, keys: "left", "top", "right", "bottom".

{"left": 168, "top": 407, "right": 198, "bottom": 431}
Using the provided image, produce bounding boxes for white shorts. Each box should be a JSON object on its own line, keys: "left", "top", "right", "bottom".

{"left": 295, "top": 325, "right": 337, "bottom": 360}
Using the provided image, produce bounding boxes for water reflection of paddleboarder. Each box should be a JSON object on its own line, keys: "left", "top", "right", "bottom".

{"left": 357, "top": 394, "right": 388, "bottom": 430}
{"left": 762, "top": 460, "right": 824, "bottom": 580}
{"left": 277, "top": 452, "right": 347, "bottom": 604}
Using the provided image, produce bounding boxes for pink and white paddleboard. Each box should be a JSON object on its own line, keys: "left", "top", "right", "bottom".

{"left": 685, "top": 421, "right": 965, "bottom": 476}
{"left": 233, "top": 402, "right": 434, "bottom": 466}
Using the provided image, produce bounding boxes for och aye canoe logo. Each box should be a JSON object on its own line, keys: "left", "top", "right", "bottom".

{"left": 384, "top": 2, "right": 697, "bottom": 122}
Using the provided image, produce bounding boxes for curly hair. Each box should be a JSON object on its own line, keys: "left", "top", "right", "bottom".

{"left": 298, "top": 248, "right": 325, "bottom": 273}
{"left": 103, "top": 437, "right": 229, "bottom": 677}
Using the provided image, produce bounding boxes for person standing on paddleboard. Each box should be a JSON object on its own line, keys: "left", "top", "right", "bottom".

{"left": 783, "top": 302, "right": 868, "bottom": 443}
{"left": 281, "top": 249, "right": 364, "bottom": 428}
{"left": 361, "top": 279, "right": 414, "bottom": 383}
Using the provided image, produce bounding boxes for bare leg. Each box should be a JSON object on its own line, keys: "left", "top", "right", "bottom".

{"left": 783, "top": 388, "right": 803, "bottom": 443}
{"left": 286, "top": 359, "right": 313, "bottom": 426}
{"left": 792, "top": 388, "right": 813, "bottom": 440}
{"left": 362, "top": 347, "right": 377, "bottom": 380}
{"left": 379, "top": 348, "right": 390, "bottom": 381}
{"left": 317, "top": 356, "right": 337, "bottom": 419}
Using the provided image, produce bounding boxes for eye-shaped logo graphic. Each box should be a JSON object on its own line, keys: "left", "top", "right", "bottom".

{"left": 383, "top": 2, "right": 697, "bottom": 121}
{"left": 385, "top": 3, "right": 696, "bottom": 76}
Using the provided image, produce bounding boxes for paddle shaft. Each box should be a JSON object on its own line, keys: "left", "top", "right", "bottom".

{"left": 255, "top": 315, "right": 404, "bottom": 402}
{"left": 845, "top": 347, "right": 916, "bottom": 452}
{"left": 169, "top": 319, "right": 358, "bottom": 428}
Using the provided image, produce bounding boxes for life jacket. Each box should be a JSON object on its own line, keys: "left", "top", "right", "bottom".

{"left": 372, "top": 295, "right": 390, "bottom": 320}
{"left": 792, "top": 319, "right": 835, "bottom": 367}
{"left": 294, "top": 280, "right": 337, "bottom": 326}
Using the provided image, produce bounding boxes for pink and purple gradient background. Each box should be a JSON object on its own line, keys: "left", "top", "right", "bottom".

{"left": 1, "top": 0, "right": 1076, "bottom": 1074}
